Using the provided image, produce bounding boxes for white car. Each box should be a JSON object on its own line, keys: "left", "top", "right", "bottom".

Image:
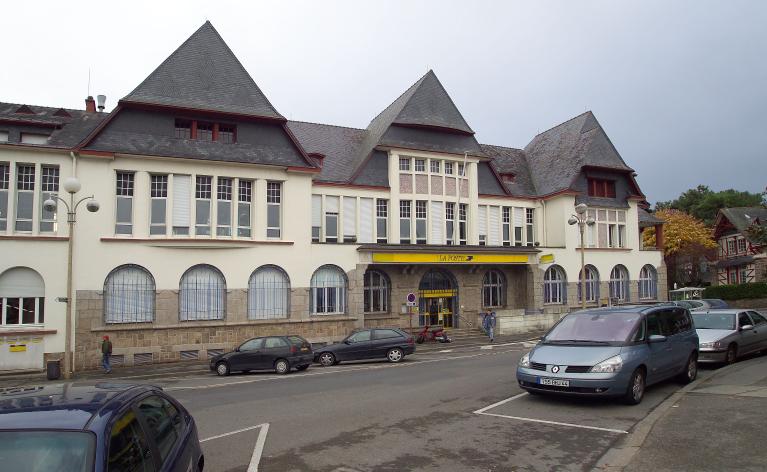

{"left": 693, "top": 309, "right": 767, "bottom": 364}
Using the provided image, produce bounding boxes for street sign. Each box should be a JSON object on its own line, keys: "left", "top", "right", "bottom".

{"left": 406, "top": 292, "right": 417, "bottom": 307}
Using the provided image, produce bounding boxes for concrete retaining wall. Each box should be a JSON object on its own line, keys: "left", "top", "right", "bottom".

{"left": 496, "top": 309, "right": 566, "bottom": 336}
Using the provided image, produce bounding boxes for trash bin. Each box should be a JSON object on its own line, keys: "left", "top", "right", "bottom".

{"left": 46, "top": 359, "right": 61, "bottom": 380}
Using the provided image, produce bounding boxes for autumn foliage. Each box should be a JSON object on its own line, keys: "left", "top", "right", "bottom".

{"left": 643, "top": 209, "right": 717, "bottom": 256}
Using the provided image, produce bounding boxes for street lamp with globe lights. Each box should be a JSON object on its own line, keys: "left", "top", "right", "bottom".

{"left": 568, "top": 203, "right": 595, "bottom": 310}
{"left": 43, "top": 176, "right": 99, "bottom": 379}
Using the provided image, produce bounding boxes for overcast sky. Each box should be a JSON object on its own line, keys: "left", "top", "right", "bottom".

{"left": 2, "top": 1, "right": 765, "bottom": 203}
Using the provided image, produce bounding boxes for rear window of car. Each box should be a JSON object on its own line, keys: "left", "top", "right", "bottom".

{"left": 692, "top": 313, "right": 736, "bottom": 330}
{"left": 0, "top": 431, "right": 95, "bottom": 471}
{"left": 265, "top": 337, "right": 289, "bottom": 348}
{"left": 374, "top": 329, "right": 403, "bottom": 340}
{"left": 288, "top": 336, "right": 309, "bottom": 346}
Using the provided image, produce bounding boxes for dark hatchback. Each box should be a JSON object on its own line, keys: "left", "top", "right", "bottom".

{"left": 0, "top": 383, "right": 203, "bottom": 471}
{"left": 314, "top": 328, "right": 415, "bottom": 366}
{"left": 210, "top": 335, "right": 313, "bottom": 376}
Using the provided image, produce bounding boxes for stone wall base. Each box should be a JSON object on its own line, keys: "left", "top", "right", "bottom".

{"left": 497, "top": 311, "right": 567, "bottom": 336}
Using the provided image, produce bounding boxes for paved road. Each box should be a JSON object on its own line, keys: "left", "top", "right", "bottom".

{"left": 85, "top": 340, "right": 709, "bottom": 472}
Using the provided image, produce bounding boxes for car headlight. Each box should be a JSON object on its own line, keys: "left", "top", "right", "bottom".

{"left": 519, "top": 352, "right": 531, "bottom": 368}
{"left": 590, "top": 355, "right": 623, "bottom": 373}
{"left": 700, "top": 341, "right": 723, "bottom": 349}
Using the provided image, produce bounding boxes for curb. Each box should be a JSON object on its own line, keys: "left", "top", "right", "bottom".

{"left": 591, "top": 361, "right": 744, "bottom": 471}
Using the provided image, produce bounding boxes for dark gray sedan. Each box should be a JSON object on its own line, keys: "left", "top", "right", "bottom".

{"left": 314, "top": 328, "right": 415, "bottom": 366}
{"left": 693, "top": 310, "right": 767, "bottom": 364}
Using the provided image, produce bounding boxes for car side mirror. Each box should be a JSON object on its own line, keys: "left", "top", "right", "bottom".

{"left": 648, "top": 334, "right": 667, "bottom": 343}
{"left": 344, "top": 339, "right": 352, "bottom": 344}
{"left": 740, "top": 324, "right": 754, "bottom": 331}
{"left": 234, "top": 347, "right": 240, "bottom": 352}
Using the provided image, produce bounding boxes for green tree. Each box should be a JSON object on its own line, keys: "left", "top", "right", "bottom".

{"left": 655, "top": 186, "right": 765, "bottom": 226}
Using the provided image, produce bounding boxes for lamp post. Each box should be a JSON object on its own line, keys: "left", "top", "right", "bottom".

{"left": 568, "top": 203, "right": 595, "bottom": 310}
{"left": 44, "top": 177, "right": 99, "bottom": 379}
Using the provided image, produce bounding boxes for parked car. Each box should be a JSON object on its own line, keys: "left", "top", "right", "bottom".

{"left": 693, "top": 309, "right": 767, "bottom": 364}
{"left": 314, "top": 328, "right": 415, "bottom": 366}
{"left": 516, "top": 305, "right": 699, "bottom": 405}
{"left": 210, "top": 335, "right": 313, "bottom": 376}
{"left": 0, "top": 383, "right": 203, "bottom": 471}
{"left": 671, "top": 299, "right": 729, "bottom": 311}
{"left": 701, "top": 299, "right": 729, "bottom": 309}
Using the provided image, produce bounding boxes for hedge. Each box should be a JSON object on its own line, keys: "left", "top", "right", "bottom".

{"left": 704, "top": 282, "right": 767, "bottom": 300}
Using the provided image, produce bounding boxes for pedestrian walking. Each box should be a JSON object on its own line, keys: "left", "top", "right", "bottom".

{"left": 101, "top": 335, "right": 113, "bottom": 374}
{"left": 482, "top": 311, "right": 497, "bottom": 343}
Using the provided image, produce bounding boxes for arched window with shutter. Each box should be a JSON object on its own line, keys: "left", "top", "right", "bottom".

{"left": 638, "top": 265, "right": 658, "bottom": 300}
{"left": 104, "top": 265, "right": 155, "bottom": 323}
{"left": 179, "top": 264, "right": 226, "bottom": 321}
{"left": 311, "top": 265, "right": 347, "bottom": 315}
{"left": 543, "top": 265, "right": 567, "bottom": 305}
{"left": 248, "top": 265, "right": 290, "bottom": 319}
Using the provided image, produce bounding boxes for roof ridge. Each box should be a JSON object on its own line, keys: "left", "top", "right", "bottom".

{"left": 288, "top": 120, "right": 365, "bottom": 132}
{"left": 0, "top": 101, "right": 86, "bottom": 114}
{"left": 365, "top": 71, "right": 429, "bottom": 127}
{"left": 532, "top": 110, "right": 593, "bottom": 138}
{"left": 407, "top": 71, "right": 474, "bottom": 134}
{"left": 480, "top": 143, "right": 525, "bottom": 152}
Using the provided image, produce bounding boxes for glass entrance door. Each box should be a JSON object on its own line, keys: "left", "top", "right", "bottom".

{"left": 418, "top": 269, "right": 458, "bottom": 328}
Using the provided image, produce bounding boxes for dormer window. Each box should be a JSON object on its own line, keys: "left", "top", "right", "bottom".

{"left": 219, "top": 124, "right": 236, "bottom": 144}
{"left": 175, "top": 120, "right": 192, "bottom": 139}
{"left": 197, "top": 122, "right": 214, "bottom": 141}
{"left": 588, "top": 178, "right": 616, "bottom": 198}
{"left": 174, "top": 119, "right": 236, "bottom": 143}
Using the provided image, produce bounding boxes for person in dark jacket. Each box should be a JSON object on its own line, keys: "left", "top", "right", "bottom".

{"left": 101, "top": 335, "right": 113, "bottom": 374}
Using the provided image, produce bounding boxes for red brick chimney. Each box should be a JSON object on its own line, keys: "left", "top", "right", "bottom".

{"left": 85, "top": 96, "right": 96, "bottom": 113}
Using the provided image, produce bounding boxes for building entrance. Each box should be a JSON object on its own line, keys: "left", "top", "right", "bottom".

{"left": 418, "top": 269, "right": 458, "bottom": 328}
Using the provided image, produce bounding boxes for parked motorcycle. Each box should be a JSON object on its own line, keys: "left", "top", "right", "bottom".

{"left": 415, "top": 325, "right": 452, "bottom": 344}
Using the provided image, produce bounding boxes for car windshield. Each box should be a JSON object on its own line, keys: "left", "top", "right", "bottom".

{"left": 544, "top": 312, "right": 641, "bottom": 344}
{"left": 0, "top": 431, "right": 95, "bottom": 472}
{"left": 692, "top": 313, "right": 736, "bottom": 330}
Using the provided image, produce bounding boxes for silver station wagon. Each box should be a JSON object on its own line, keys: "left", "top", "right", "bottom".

{"left": 516, "top": 306, "right": 699, "bottom": 404}
{"left": 693, "top": 309, "right": 767, "bottom": 364}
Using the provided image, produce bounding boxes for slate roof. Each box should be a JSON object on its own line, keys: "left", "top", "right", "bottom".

{"left": 286, "top": 121, "right": 367, "bottom": 183}
{"left": 122, "top": 22, "right": 283, "bottom": 120}
{"left": 479, "top": 144, "right": 536, "bottom": 197}
{"left": 391, "top": 70, "right": 474, "bottom": 134}
{"left": 638, "top": 208, "right": 665, "bottom": 228}
{"left": 718, "top": 207, "right": 767, "bottom": 239}
{"left": 0, "top": 102, "right": 107, "bottom": 149}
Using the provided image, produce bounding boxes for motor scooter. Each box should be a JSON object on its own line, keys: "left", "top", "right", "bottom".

{"left": 415, "top": 325, "right": 452, "bottom": 344}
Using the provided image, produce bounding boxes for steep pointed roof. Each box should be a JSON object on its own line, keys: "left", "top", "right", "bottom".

{"left": 122, "top": 21, "right": 283, "bottom": 120}
{"left": 391, "top": 70, "right": 474, "bottom": 134}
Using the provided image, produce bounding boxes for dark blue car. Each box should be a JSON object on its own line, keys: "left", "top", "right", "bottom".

{"left": 0, "top": 383, "right": 204, "bottom": 471}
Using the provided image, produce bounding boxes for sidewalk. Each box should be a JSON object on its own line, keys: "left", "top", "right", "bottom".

{"left": 598, "top": 353, "right": 767, "bottom": 472}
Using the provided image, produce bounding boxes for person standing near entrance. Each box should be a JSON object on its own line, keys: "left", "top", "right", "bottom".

{"left": 482, "top": 311, "right": 497, "bottom": 343}
{"left": 101, "top": 335, "right": 113, "bottom": 374}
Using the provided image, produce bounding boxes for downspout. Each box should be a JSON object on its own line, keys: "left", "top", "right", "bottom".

{"left": 70, "top": 151, "right": 78, "bottom": 177}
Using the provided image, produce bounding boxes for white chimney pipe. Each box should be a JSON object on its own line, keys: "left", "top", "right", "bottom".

{"left": 96, "top": 95, "right": 106, "bottom": 112}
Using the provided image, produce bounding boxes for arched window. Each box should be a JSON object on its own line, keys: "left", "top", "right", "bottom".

{"left": 543, "top": 265, "right": 567, "bottom": 305}
{"left": 248, "top": 265, "right": 290, "bottom": 320}
{"left": 104, "top": 265, "right": 155, "bottom": 323}
{"left": 638, "top": 265, "right": 658, "bottom": 300}
{"left": 179, "top": 265, "right": 226, "bottom": 321}
{"left": 482, "top": 270, "right": 506, "bottom": 308}
{"left": 363, "top": 269, "right": 389, "bottom": 313}
{"left": 0, "top": 267, "right": 45, "bottom": 325}
{"left": 311, "top": 265, "right": 347, "bottom": 315}
{"left": 609, "top": 265, "right": 630, "bottom": 302}
{"left": 578, "top": 265, "right": 600, "bottom": 303}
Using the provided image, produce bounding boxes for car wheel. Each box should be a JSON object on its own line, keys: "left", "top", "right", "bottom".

{"left": 387, "top": 348, "right": 404, "bottom": 363}
{"left": 215, "top": 362, "right": 230, "bottom": 377}
{"left": 678, "top": 353, "right": 698, "bottom": 384}
{"left": 274, "top": 359, "right": 290, "bottom": 375}
{"left": 296, "top": 364, "right": 309, "bottom": 371}
{"left": 725, "top": 344, "right": 738, "bottom": 365}
{"left": 623, "top": 368, "right": 645, "bottom": 405}
{"left": 318, "top": 352, "right": 336, "bottom": 367}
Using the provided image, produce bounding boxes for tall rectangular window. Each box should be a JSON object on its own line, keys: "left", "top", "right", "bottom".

{"left": 219, "top": 125, "right": 236, "bottom": 144}
{"left": 195, "top": 176, "right": 212, "bottom": 236}
{"left": 446, "top": 202, "right": 455, "bottom": 245}
{"left": 502, "top": 207, "right": 511, "bottom": 246}
{"left": 399, "top": 158, "right": 410, "bottom": 171}
{"left": 311, "top": 195, "right": 322, "bottom": 242}
{"left": 376, "top": 199, "right": 388, "bottom": 244}
{"left": 266, "top": 182, "right": 281, "bottom": 238}
{"left": 115, "top": 171, "right": 134, "bottom": 235}
{"left": 360, "top": 198, "right": 374, "bottom": 243}
{"left": 513, "top": 207, "right": 523, "bottom": 246}
{"left": 489, "top": 206, "right": 501, "bottom": 246}
{"left": 325, "top": 196, "right": 339, "bottom": 243}
{"left": 39, "top": 165, "right": 59, "bottom": 233}
{"left": 172, "top": 174, "right": 191, "bottom": 235}
{"left": 216, "top": 177, "right": 232, "bottom": 236}
{"left": 15, "top": 164, "right": 35, "bottom": 232}
{"left": 478, "top": 205, "right": 487, "bottom": 246}
{"left": 588, "top": 178, "right": 616, "bottom": 198}
{"left": 430, "top": 160, "right": 440, "bottom": 173}
{"left": 343, "top": 197, "right": 356, "bottom": 243}
{"left": 238, "top": 180, "right": 252, "bottom": 237}
{"left": 0, "top": 163, "right": 9, "bottom": 231}
{"left": 414, "top": 159, "right": 425, "bottom": 172}
{"left": 526, "top": 208, "right": 535, "bottom": 246}
{"left": 197, "top": 122, "right": 214, "bottom": 141}
{"left": 458, "top": 163, "right": 465, "bottom": 177}
{"left": 174, "top": 119, "right": 192, "bottom": 139}
{"left": 150, "top": 174, "right": 168, "bottom": 235}
{"left": 444, "top": 162, "right": 453, "bottom": 175}
{"left": 415, "top": 200, "right": 427, "bottom": 244}
{"left": 399, "top": 200, "right": 411, "bottom": 244}
{"left": 459, "top": 203, "right": 467, "bottom": 245}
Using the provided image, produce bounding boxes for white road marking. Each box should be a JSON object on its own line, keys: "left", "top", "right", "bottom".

{"left": 476, "top": 411, "right": 628, "bottom": 434}
{"left": 200, "top": 424, "right": 264, "bottom": 443}
{"left": 201, "top": 423, "right": 270, "bottom": 472}
{"left": 438, "top": 349, "right": 453, "bottom": 353}
{"left": 480, "top": 345, "right": 493, "bottom": 350}
{"left": 473, "top": 392, "right": 528, "bottom": 414}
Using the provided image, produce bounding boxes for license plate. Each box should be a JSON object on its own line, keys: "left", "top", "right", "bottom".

{"left": 538, "top": 377, "right": 570, "bottom": 387}
{"left": 300, "top": 347, "right": 309, "bottom": 351}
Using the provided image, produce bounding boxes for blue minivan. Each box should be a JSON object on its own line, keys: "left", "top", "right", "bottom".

{"left": 516, "top": 305, "right": 699, "bottom": 404}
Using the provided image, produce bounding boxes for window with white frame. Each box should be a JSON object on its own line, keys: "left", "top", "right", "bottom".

{"left": 0, "top": 131, "right": 8, "bottom": 143}
{"left": 513, "top": 207, "right": 523, "bottom": 246}
{"left": 444, "top": 162, "right": 453, "bottom": 175}
{"left": 446, "top": 202, "right": 455, "bottom": 245}
{"left": 526, "top": 208, "right": 535, "bottom": 246}
{"left": 324, "top": 196, "right": 339, "bottom": 243}
{"left": 343, "top": 197, "right": 357, "bottom": 243}
{"left": 238, "top": 180, "right": 252, "bottom": 237}
{"left": 399, "top": 158, "right": 410, "bottom": 171}
{"left": 172, "top": 174, "right": 191, "bottom": 235}
{"left": 726, "top": 239, "right": 736, "bottom": 256}
{"left": 216, "top": 177, "right": 233, "bottom": 236}
{"left": 544, "top": 265, "right": 567, "bottom": 304}
{"left": 311, "top": 195, "right": 322, "bottom": 242}
{"left": 638, "top": 265, "right": 657, "bottom": 300}
{"left": 458, "top": 163, "right": 465, "bottom": 177}
{"left": 179, "top": 264, "right": 226, "bottom": 321}
{"left": 248, "top": 265, "right": 290, "bottom": 319}
{"left": 0, "top": 267, "right": 45, "bottom": 325}
{"left": 115, "top": 171, "right": 134, "bottom": 235}
{"left": 609, "top": 265, "right": 630, "bottom": 302}
{"left": 400, "top": 200, "right": 411, "bottom": 244}
{"left": 430, "top": 160, "right": 440, "bottom": 173}
{"left": 414, "top": 159, "right": 425, "bottom": 172}
{"left": 578, "top": 265, "right": 600, "bottom": 303}
{"left": 478, "top": 205, "right": 488, "bottom": 245}
{"left": 311, "top": 265, "right": 347, "bottom": 315}
{"left": 195, "top": 176, "right": 212, "bottom": 236}
{"left": 39, "top": 165, "right": 59, "bottom": 233}
{"left": 360, "top": 198, "right": 374, "bottom": 243}
{"left": 502, "top": 207, "right": 511, "bottom": 246}
{"left": 104, "top": 264, "right": 155, "bottom": 324}
{"left": 415, "top": 200, "right": 427, "bottom": 244}
{"left": 266, "top": 181, "right": 281, "bottom": 238}
{"left": 376, "top": 199, "right": 388, "bottom": 243}
{"left": 363, "top": 269, "right": 389, "bottom": 313}
{"left": 737, "top": 238, "right": 747, "bottom": 254}
{"left": 458, "top": 203, "right": 467, "bottom": 245}
{"left": 0, "top": 163, "right": 8, "bottom": 231}
{"left": 150, "top": 175, "right": 167, "bottom": 236}
{"left": 594, "top": 209, "right": 627, "bottom": 248}
{"left": 482, "top": 270, "right": 506, "bottom": 308}
{"left": 489, "top": 206, "right": 501, "bottom": 246}
{"left": 15, "top": 164, "right": 35, "bottom": 232}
